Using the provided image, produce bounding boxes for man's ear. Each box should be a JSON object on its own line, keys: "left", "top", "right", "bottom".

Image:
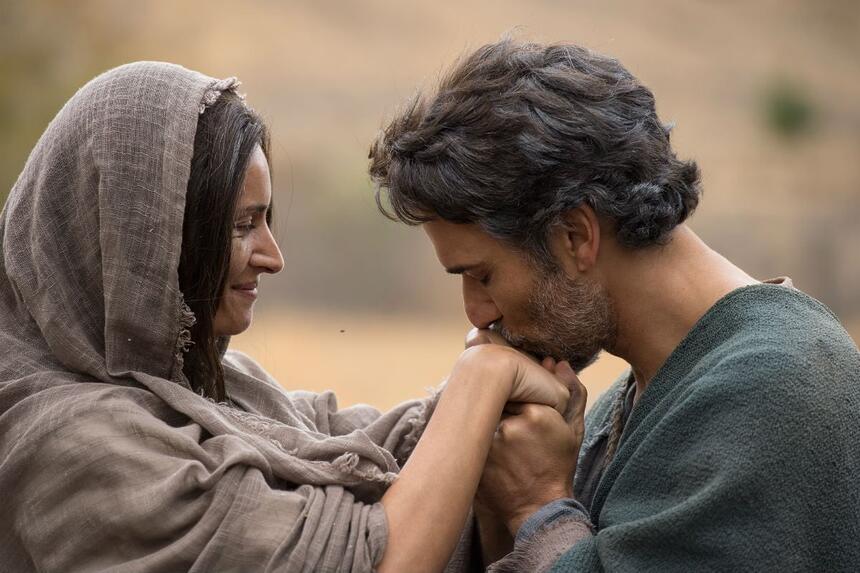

{"left": 556, "top": 204, "right": 601, "bottom": 273}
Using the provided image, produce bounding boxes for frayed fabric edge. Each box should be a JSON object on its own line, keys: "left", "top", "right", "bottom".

{"left": 170, "top": 292, "right": 196, "bottom": 388}
{"left": 487, "top": 515, "right": 594, "bottom": 573}
{"left": 333, "top": 452, "right": 398, "bottom": 485}
{"left": 199, "top": 77, "right": 243, "bottom": 114}
{"left": 394, "top": 382, "right": 445, "bottom": 464}
{"left": 210, "top": 399, "right": 398, "bottom": 487}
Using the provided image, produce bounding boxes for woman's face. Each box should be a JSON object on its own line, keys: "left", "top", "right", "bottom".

{"left": 212, "top": 145, "right": 284, "bottom": 337}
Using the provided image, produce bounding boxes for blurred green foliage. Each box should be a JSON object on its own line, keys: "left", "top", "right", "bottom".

{"left": 762, "top": 79, "right": 815, "bottom": 139}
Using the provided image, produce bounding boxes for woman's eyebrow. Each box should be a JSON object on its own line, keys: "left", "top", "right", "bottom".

{"left": 239, "top": 204, "right": 270, "bottom": 215}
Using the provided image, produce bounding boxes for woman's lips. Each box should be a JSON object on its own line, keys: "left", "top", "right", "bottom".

{"left": 232, "top": 283, "right": 258, "bottom": 299}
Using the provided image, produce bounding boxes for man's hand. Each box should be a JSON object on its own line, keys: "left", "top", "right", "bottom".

{"left": 477, "top": 359, "right": 587, "bottom": 537}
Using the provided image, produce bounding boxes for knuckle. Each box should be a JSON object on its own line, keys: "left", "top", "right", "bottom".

{"left": 559, "top": 385, "right": 571, "bottom": 402}
{"left": 501, "top": 418, "right": 526, "bottom": 439}
{"left": 460, "top": 344, "right": 497, "bottom": 365}
{"left": 522, "top": 403, "right": 551, "bottom": 424}
{"left": 464, "top": 327, "right": 491, "bottom": 348}
{"left": 521, "top": 403, "right": 541, "bottom": 419}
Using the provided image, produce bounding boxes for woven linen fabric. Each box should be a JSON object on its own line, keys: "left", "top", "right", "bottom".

{"left": 0, "top": 62, "right": 443, "bottom": 572}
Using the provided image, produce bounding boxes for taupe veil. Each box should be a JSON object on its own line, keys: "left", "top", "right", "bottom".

{"left": 0, "top": 62, "right": 440, "bottom": 572}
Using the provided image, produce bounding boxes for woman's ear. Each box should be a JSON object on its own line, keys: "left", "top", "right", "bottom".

{"left": 555, "top": 204, "right": 601, "bottom": 273}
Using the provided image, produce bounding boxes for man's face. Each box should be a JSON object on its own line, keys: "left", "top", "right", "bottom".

{"left": 423, "top": 219, "right": 616, "bottom": 371}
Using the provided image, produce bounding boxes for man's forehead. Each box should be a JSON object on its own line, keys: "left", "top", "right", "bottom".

{"left": 422, "top": 219, "right": 502, "bottom": 270}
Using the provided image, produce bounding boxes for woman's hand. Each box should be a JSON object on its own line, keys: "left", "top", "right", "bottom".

{"left": 464, "top": 327, "right": 577, "bottom": 414}
{"left": 380, "top": 342, "right": 561, "bottom": 572}
{"left": 378, "top": 333, "right": 578, "bottom": 573}
{"left": 453, "top": 344, "right": 570, "bottom": 415}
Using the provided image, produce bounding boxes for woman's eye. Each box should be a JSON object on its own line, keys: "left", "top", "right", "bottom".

{"left": 233, "top": 221, "right": 255, "bottom": 234}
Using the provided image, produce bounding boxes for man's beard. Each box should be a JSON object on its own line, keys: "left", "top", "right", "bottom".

{"left": 492, "top": 267, "right": 617, "bottom": 372}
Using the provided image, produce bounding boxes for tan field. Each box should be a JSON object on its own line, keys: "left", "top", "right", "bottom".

{"left": 233, "top": 309, "right": 859, "bottom": 413}
{"left": 231, "top": 307, "right": 630, "bottom": 412}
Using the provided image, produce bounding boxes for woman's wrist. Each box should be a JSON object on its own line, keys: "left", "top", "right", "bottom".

{"left": 449, "top": 345, "right": 516, "bottom": 403}
{"left": 378, "top": 345, "right": 517, "bottom": 573}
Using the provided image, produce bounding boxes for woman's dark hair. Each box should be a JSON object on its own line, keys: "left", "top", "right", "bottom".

{"left": 369, "top": 38, "right": 701, "bottom": 265}
{"left": 179, "top": 91, "right": 269, "bottom": 402}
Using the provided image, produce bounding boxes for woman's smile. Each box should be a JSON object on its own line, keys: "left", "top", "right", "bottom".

{"left": 232, "top": 281, "right": 259, "bottom": 299}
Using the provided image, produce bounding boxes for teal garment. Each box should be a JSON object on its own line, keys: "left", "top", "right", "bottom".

{"left": 552, "top": 284, "right": 860, "bottom": 572}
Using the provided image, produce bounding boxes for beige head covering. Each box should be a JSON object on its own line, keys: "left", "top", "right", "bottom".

{"left": 0, "top": 62, "right": 439, "bottom": 572}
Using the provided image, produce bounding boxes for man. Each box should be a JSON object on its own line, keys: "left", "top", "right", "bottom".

{"left": 369, "top": 39, "right": 860, "bottom": 571}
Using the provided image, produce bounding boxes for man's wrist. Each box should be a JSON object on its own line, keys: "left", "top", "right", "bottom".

{"left": 512, "top": 497, "right": 590, "bottom": 542}
{"left": 505, "top": 505, "right": 543, "bottom": 537}
{"left": 504, "top": 485, "right": 576, "bottom": 536}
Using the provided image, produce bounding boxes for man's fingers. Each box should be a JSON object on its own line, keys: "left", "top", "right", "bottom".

{"left": 541, "top": 356, "right": 557, "bottom": 372}
{"left": 554, "top": 360, "right": 587, "bottom": 423}
{"left": 555, "top": 361, "right": 587, "bottom": 403}
{"left": 554, "top": 361, "right": 587, "bottom": 448}
{"left": 553, "top": 360, "right": 578, "bottom": 386}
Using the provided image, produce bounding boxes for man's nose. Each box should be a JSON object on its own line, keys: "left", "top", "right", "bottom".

{"left": 462, "top": 277, "right": 501, "bottom": 329}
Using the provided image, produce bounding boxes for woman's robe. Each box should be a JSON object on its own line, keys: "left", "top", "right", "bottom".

{"left": 0, "top": 62, "right": 448, "bottom": 572}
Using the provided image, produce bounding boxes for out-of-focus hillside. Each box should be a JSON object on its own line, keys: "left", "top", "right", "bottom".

{"left": 2, "top": 0, "right": 858, "bottom": 407}
{"left": 2, "top": 0, "right": 858, "bottom": 321}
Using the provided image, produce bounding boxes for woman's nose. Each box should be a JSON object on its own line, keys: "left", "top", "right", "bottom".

{"left": 253, "top": 227, "right": 284, "bottom": 274}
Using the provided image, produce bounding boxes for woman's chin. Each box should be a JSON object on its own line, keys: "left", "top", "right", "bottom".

{"left": 213, "top": 313, "right": 254, "bottom": 338}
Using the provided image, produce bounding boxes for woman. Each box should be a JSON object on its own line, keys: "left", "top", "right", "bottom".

{"left": 0, "top": 62, "right": 582, "bottom": 572}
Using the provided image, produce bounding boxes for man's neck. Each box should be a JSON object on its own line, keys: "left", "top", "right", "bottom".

{"left": 604, "top": 226, "right": 757, "bottom": 400}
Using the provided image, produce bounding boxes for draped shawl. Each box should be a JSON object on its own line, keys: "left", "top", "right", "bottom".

{"left": 0, "top": 62, "right": 443, "bottom": 572}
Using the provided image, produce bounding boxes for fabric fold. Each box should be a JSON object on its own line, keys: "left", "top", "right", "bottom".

{"left": 0, "top": 62, "right": 449, "bottom": 572}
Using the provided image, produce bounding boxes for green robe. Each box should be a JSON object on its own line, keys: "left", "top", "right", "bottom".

{"left": 550, "top": 283, "right": 860, "bottom": 571}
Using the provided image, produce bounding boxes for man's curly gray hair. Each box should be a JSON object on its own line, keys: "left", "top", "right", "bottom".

{"left": 369, "top": 38, "right": 701, "bottom": 266}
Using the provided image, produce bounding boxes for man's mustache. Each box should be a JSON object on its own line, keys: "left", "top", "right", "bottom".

{"left": 489, "top": 322, "right": 550, "bottom": 360}
{"left": 489, "top": 322, "right": 597, "bottom": 373}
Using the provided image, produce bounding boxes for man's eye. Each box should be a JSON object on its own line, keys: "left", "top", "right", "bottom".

{"left": 478, "top": 274, "right": 491, "bottom": 287}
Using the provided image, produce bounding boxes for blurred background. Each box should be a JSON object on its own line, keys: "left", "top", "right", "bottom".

{"left": 2, "top": 0, "right": 858, "bottom": 410}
